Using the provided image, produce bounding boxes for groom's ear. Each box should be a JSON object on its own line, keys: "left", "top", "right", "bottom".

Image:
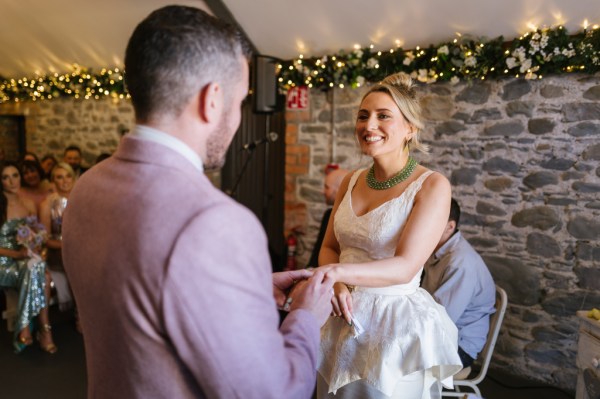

{"left": 198, "top": 82, "right": 223, "bottom": 124}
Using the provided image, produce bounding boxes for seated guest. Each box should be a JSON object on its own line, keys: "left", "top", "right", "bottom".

{"left": 20, "top": 160, "right": 53, "bottom": 209}
{"left": 39, "top": 163, "right": 76, "bottom": 316}
{"left": 306, "top": 165, "right": 348, "bottom": 268}
{"left": 40, "top": 154, "right": 58, "bottom": 179}
{"left": 21, "top": 151, "right": 40, "bottom": 164}
{"left": 0, "top": 161, "right": 56, "bottom": 353}
{"left": 63, "top": 145, "right": 88, "bottom": 178}
{"left": 421, "top": 198, "right": 495, "bottom": 369}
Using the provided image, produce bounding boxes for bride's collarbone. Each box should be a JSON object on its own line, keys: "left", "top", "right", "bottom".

{"left": 351, "top": 181, "right": 411, "bottom": 215}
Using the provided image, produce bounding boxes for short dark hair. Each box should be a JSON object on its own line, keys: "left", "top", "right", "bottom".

{"left": 449, "top": 198, "right": 461, "bottom": 227}
{"left": 20, "top": 160, "right": 44, "bottom": 187}
{"left": 64, "top": 145, "right": 82, "bottom": 156}
{"left": 124, "top": 5, "right": 251, "bottom": 122}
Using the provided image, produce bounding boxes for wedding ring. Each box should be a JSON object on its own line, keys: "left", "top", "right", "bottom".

{"left": 283, "top": 297, "right": 293, "bottom": 312}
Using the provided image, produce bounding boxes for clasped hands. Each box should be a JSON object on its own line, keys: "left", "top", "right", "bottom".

{"left": 272, "top": 268, "right": 334, "bottom": 326}
{"left": 273, "top": 266, "right": 353, "bottom": 326}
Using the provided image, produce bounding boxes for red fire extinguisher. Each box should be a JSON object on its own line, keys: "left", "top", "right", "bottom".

{"left": 285, "top": 233, "right": 297, "bottom": 271}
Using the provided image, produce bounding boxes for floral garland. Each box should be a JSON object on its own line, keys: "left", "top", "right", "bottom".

{"left": 0, "top": 24, "right": 599, "bottom": 103}
{"left": 278, "top": 24, "right": 600, "bottom": 90}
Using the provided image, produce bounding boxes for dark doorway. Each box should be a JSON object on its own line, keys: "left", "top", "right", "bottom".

{"left": 0, "top": 115, "right": 26, "bottom": 161}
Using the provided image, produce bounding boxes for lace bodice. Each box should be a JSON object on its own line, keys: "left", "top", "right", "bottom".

{"left": 334, "top": 168, "right": 433, "bottom": 264}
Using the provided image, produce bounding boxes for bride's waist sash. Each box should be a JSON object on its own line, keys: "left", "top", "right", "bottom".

{"left": 354, "top": 284, "right": 418, "bottom": 296}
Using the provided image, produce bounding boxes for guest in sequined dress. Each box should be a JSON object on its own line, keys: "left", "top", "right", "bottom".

{"left": 0, "top": 161, "right": 56, "bottom": 353}
{"left": 39, "top": 163, "right": 77, "bottom": 328}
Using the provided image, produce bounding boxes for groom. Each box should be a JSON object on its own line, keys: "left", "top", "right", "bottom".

{"left": 62, "top": 6, "right": 334, "bottom": 398}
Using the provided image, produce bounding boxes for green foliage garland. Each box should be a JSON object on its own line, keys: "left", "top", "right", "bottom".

{"left": 278, "top": 24, "right": 600, "bottom": 90}
{"left": 0, "top": 24, "right": 599, "bottom": 103}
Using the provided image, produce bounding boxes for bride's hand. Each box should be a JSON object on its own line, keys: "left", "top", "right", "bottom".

{"left": 331, "top": 282, "right": 353, "bottom": 324}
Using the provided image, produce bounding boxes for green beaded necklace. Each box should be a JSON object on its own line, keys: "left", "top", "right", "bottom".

{"left": 366, "top": 156, "right": 418, "bottom": 190}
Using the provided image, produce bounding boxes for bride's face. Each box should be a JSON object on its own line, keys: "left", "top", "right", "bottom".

{"left": 355, "top": 92, "right": 414, "bottom": 158}
{"left": 52, "top": 167, "right": 74, "bottom": 193}
{"left": 1, "top": 166, "right": 21, "bottom": 194}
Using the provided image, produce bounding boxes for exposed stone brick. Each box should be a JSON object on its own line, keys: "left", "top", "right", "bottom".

{"left": 540, "top": 84, "right": 564, "bottom": 98}
{"left": 583, "top": 85, "right": 600, "bottom": 100}
{"left": 455, "top": 83, "right": 491, "bottom": 104}
{"left": 540, "top": 157, "right": 574, "bottom": 171}
{"left": 526, "top": 233, "right": 561, "bottom": 257}
{"left": 476, "top": 200, "right": 507, "bottom": 216}
{"left": 434, "top": 120, "right": 466, "bottom": 136}
{"left": 583, "top": 143, "right": 600, "bottom": 160}
{"left": 567, "top": 121, "right": 600, "bottom": 137}
{"left": 483, "top": 120, "right": 524, "bottom": 136}
{"left": 523, "top": 171, "right": 558, "bottom": 188}
{"left": 562, "top": 102, "right": 600, "bottom": 122}
{"left": 511, "top": 206, "right": 560, "bottom": 230}
{"left": 528, "top": 118, "right": 555, "bottom": 135}
{"left": 483, "top": 156, "right": 520, "bottom": 174}
{"left": 484, "top": 177, "right": 514, "bottom": 192}
{"left": 567, "top": 216, "right": 600, "bottom": 239}
{"left": 421, "top": 95, "right": 454, "bottom": 120}
{"left": 502, "top": 79, "right": 532, "bottom": 100}
{"left": 506, "top": 101, "right": 535, "bottom": 117}
{"left": 450, "top": 167, "right": 480, "bottom": 185}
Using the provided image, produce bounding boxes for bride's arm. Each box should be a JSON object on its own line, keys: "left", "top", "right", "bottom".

{"left": 324, "top": 172, "right": 451, "bottom": 287}
{"left": 317, "top": 172, "right": 355, "bottom": 320}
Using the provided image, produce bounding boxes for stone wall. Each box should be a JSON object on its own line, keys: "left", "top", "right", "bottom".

{"left": 0, "top": 98, "right": 135, "bottom": 165}
{"left": 284, "top": 73, "right": 600, "bottom": 391}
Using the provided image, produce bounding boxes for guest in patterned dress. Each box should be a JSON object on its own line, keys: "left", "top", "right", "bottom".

{"left": 0, "top": 161, "right": 56, "bottom": 353}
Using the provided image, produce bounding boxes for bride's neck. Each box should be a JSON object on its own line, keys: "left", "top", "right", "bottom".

{"left": 372, "top": 151, "right": 410, "bottom": 180}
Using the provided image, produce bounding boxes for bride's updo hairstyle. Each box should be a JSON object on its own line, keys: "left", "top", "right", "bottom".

{"left": 361, "top": 72, "right": 429, "bottom": 154}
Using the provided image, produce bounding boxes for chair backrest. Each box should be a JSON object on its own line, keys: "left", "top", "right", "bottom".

{"left": 469, "top": 284, "right": 507, "bottom": 384}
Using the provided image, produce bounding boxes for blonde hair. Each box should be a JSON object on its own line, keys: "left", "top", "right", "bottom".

{"left": 361, "top": 72, "right": 429, "bottom": 153}
{"left": 50, "top": 162, "right": 75, "bottom": 181}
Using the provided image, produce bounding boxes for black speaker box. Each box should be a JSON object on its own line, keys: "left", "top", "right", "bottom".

{"left": 252, "top": 54, "right": 283, "bottom": 113}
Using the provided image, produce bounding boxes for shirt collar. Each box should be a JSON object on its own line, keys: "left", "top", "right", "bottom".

{"left": 433, "top": 230, "right": 462, "bottom": 259}
{"left": 130, "top": 125, "right": 204, "bottom": 172}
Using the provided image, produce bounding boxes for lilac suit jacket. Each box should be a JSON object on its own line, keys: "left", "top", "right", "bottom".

{"left": 62, "top": 136, "right": 320, "bottom": 398}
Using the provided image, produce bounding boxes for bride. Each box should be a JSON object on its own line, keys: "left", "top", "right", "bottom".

{"left": 316, "top": 73, "right": 462, "bottom": 398}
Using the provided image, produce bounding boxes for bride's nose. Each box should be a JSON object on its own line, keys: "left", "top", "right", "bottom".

{"left": 366, "top": 115, "right": 378, "bottom": 131}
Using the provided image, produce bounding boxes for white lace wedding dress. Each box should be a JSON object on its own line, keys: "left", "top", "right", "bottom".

{"left": 317, "top": 169, "right": 462, "bottom": 399}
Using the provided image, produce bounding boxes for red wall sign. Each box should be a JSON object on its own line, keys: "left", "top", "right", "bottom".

{"left": 286, "top": 86, "right": 309, "bottom": 110}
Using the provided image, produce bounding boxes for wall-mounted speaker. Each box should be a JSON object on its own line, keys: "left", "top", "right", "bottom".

{"left": 252, "top": 54, "right": 283, "bottom": 113}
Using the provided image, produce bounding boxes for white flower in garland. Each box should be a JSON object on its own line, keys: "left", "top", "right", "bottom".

{"left": 506, "top": 57, "right": 517, "bottom": 69}
{"left": 437, "top": 45, "right": 449, "bottom": 55}
{"left": 520, "top": 58, "right": 532, "bottom": 73}
{"left": 403, "top": 51, "right": 415, "bottom": 66}
{"left": 356, "top": 76, "right": 366, "bottom": 86}
{"left": 450, "top": 76, "right": 460, "bottom": 85}
{"left": 354, "top": 49, "right": 363, "bottom": 58}
{"left": 366, "top": 58, "right": 378, "bottom": 68}
{"left": 417, "top": 68, "right": 429, "bottom": 82}
{"left": 464, "top": 56, "right": 477, "bottom": 67}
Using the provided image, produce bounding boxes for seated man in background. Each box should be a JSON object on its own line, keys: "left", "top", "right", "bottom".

{"left": 307, "top": 164, "right": 348, "bottom": 267}
{"left": 63, "top": 145, "right": 88, "bottom": 178}
{"left": 421, "top": 198, "right": 496, "bottom": 371}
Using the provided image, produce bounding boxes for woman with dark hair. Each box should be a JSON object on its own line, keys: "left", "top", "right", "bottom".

{"left": 40, "top": 154, "right": 58, "bottom": 179}
{"left": 0, "top": 161, "right": 56, "bottom": 353}
{"left": 20, "top": 160, "right": 53, "bottom": 209}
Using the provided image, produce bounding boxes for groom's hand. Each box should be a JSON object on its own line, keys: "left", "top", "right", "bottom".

{"left": 272, "top": 269, "right": 313, "bottom": 308}
{"left": 286, "top": 270, "right": 334, "bottom": 326}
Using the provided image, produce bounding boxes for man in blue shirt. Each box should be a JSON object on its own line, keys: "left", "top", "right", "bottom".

{"left": 422, "top": 198, "right": 496, "bottom": 368}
